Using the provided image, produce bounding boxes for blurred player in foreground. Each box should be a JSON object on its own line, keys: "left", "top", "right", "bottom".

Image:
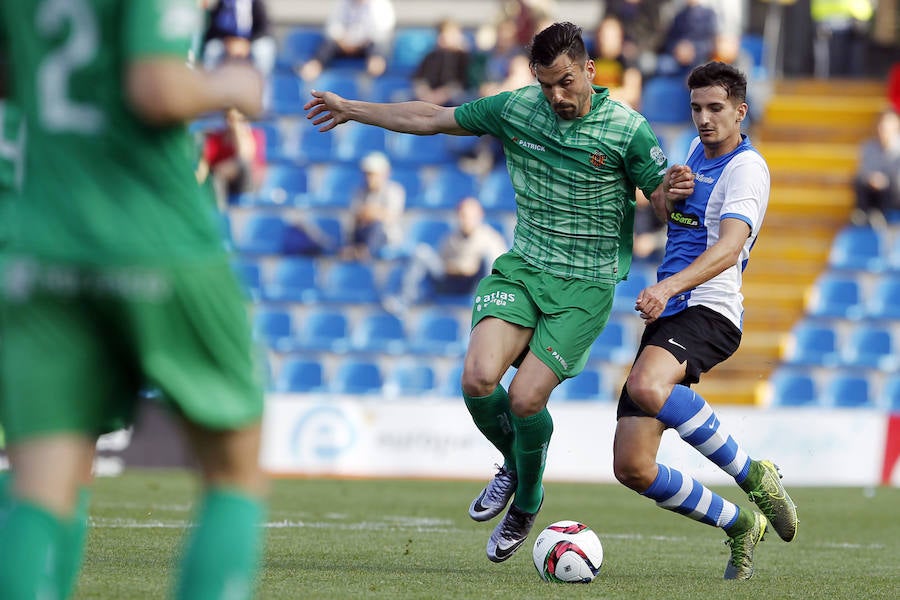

{"left": 613, "top": 61, "right": 798, "bottom": 580}
{"left": 306, "top": 21, "right": 691, "bottom": 563}
{"left": 0, "top": 1, "right": 268, "bottom": 598}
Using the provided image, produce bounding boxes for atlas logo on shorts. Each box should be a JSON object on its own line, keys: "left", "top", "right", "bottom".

{"left": 545, "top": 346, "right": 570, "bottom": 370}
{"left": 475, "top": 290, "right": 517, "bottom": 311}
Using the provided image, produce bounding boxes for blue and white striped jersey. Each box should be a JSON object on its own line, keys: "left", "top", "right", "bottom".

{"left": 657, "top": 134, "right": 769, "bottom": 330}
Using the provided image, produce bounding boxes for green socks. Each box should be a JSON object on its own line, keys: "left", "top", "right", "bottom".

{"left": 58, "top": 487, "right": 91, "bottom": 599}
{"left": 511, "top": 409, "right": 553, "bottom": 514}
{"left": 464, "top": 385, "right": 515, "bottom": 469}
{"left": 0, "top": 500, "right": 64, "bottom": 600}
{"left": 175, "top": 488, "right": 266, "bottom": 600}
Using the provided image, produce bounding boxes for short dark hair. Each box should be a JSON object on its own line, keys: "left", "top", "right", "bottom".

{"left": 687, "top": 61, "right": 747, "bottom": 104}
{"left": 528, "top": 22, "right": 588, "bottom": 70}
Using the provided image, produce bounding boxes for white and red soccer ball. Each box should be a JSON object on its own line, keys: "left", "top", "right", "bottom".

{"left": 532, "top": 520, "right": 604, "bottom": 583}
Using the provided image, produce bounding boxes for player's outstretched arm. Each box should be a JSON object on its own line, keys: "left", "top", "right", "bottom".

{"left": 126, "top": 59, "right": 264, "bottom": 125}
{"left": 304, "top": 90, "right": 471, "bottom": 136}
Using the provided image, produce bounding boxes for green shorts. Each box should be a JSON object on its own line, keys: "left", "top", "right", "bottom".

{"left": 0, "top": 256, "right": 264, "bottom": 444}
{"left": 471, "top": 251, "right": 615, "bottom": 381}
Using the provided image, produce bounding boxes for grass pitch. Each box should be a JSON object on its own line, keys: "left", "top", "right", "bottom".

{"left": 78, "top": 470, "right": 899, "bottom": 599}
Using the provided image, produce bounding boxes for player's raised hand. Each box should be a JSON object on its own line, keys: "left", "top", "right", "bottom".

{"left": 304, "top": 90, "right": 349, "bottom": 132}
{"left": 663, "top": 164, "right": 694, "bottom": 212}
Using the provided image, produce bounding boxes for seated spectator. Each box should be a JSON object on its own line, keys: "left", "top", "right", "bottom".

{"left": 344, "top": 151, "right": 405, "bottom": 260}
{"left": 298, "top": 0, "right": 396, "bottom": 81}
{"left": 604, "top": 0, "right": 667, "bottom": 77}
{"left": 195, "top": 108, "right": 266, "bottom": 208}
{"left": 201, "top": 0, "right": 276, "bottom": 77}
{"left": 655, "top": 0, "right": 718, "bottom": 78}
{"left": 473, "top": 18, "right": 530, "bottom": 97}
{"left": 811, "top": 0, "right": 873, "bottom": 78}
{"left": 412, "top": 19, "right": 474, "bottom": 107}
{"left": 851, "top": 108, "right": 900, "bottom": 228}
{"left": 590, "top": 14, "right": 642, "bottom": 109}
{"left": 385, "top": 196, "right": 508, "bottom": 310}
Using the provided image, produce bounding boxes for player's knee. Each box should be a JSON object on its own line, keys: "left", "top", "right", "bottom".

{"left": 460, "top": 366, "right": 499, "bottom": 398}
{"left": 613, "top": 456, "right": 654, "bottom": 492}
{"left": 624, "top": 370, "right": 666, "bottom": 416}
{"left": 507, "top": 387, "right": 547, "bottom": 418}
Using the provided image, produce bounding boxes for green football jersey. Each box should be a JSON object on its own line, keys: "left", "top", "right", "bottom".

{"left": 0, "top": 0, "right": 220, "bottom": 265}
{"left": 0, "top": 100, "right": 23, "bottom": 247}
{"left": 455, "top": 85, "right": 667, "bottom": 284}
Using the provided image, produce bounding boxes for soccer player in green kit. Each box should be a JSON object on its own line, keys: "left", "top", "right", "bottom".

{"left": 306, "top": 21, "right": 693, "bottom": 563}
{"left": 0, "top": 1, "right": 268, "bottom": 598}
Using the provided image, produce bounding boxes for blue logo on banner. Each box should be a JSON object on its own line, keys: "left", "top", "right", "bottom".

{"left": 289, "top": 405, "right": 356, "bottom": 461}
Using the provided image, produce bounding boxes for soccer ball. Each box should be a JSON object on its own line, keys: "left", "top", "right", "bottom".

{"left": 532, "top": 520, "right": 603, "bottom": 583}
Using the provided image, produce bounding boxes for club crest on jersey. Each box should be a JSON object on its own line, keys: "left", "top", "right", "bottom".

{"left": 669, "top": 211, "right": 701, "bottom": 227}
{"left": 590, "top": 150, "right": 607, "bottom": 169}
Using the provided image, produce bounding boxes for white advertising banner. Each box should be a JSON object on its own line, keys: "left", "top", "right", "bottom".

{"left": 261, "top": 396, "right": 899, "bottom": 487}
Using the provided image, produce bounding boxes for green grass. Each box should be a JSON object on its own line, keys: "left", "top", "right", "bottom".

{"left": 78, "top": 471, "right": 900, "bottom": 599}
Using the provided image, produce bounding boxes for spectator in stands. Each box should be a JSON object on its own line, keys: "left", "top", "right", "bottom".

{"left": 385, "top": 196, "right": 508, "bottom": 310}
{"left": 411, "top": 19, "right": 475, "bottom": 107}
{"left": 344, "top": 151, "right": 406, "bottom": 260}
{"left": 655, "top": 0, "right": 718, "bottom": 78}
{"left": 590, "top": 14, "right": 642, "bottom": 109}
{"left": 851, "top": 108, "right": 900, "bottom": 228}
{"left": 811, "top": 0, "right": 874, "bottom": 79}
{"left": 603, "top": 0, "right": 667, "bottom": 77}
{"left": 474, "top": 18, "right": 531, "bottom": 97}
{"left": 201, "top": 0, "right": 276, "bottom": 77}
{"left": 196, "top": 108, "right": 267, "bottom": 208}
{"left": 497, "top": 0, "right": 558, "bottom": 46}
{"left": 298, "top": 0, "right": 396, "bottom": 81}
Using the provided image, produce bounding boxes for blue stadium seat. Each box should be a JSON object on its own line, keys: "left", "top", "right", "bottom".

{"left": 331, "top": 359, "right": 384, "bottom": 395}
{"left": 740, "top": 33, "right": 766, "bottom": 69}
{"left": 784, "top": 320, "right": 838, "bottom": 367}
{"left": 867, "top": 276, "right": 900, "bottom": 320}
{"left": 387, "top": 27, "right": 438, "bottom": 76}
{"left": 253, "top": 164, "right": 307, "bottom": 206}
{"left": 828, "top": 226, "right": 884, "bottom": 272}
{"left": 369, "top": 74, "right": 413, "bottom": 103}
{"left": 254, "top": 121, "right": 287, "bottom": 163}
{"left": 303, "top": 70, "right": 362, "bottom": 101}
{"left": 807, "top": 273, "right": 863, "bottom": 319}
{"left": 264, "top": 257, "right": 318, "bottom": 303}
{"left": 406, "top": 217, "right": 453, "bottom": 251}
{"left": 277, "top": 26, "right": 325, "bottom": 69}
{"left": 412, "top": 167, "right": 478, "bottom": 209}
{"left": 275, "top": 357, "right": 325, "bottom": 393}
{"left": 320, "top": 261, "right": 380, "bottom": 304}
{"left": 298, "top": 125, "right": 335, "bottom": 164}
{"left": 267, "top": 73, "right": 304, "bottom": 115}
{"left": 479, "top": 168, "right": 517, "bottom": 212}
{"left": 881, "top": 375, "right": 900, "bottom": 412}
{"left": 843, "top": 324, "right": 895, "bottom": 370}
{"left": 612, "top": 270, "right": 651, "bottom": 313}
{"left": 588, "top": 320, "right": 633, "bottom": 364}
{"left": 309, "top": 215, "right": 344, "bottom": 255}
{"left": 234, "top": 214, "right": 287, "bottom": 255}
{"left": 334, "top": 124, "right": 387, "bottom": 163}
{"left": 385, "top": 131, "right": 451, "bottom": 166}
{"left": 351, "top": 311, "right": 408, "bottom": 354}
{"left": 440, "top": 363, "right": 464, "bottom": 397}
{"left": 231, "top": 258, "right": 261, "bottom": 300}
{"left": 641, "top": 75, "right": 692, "bottom": 124}
{"left": 411, "top": 310, "right": 465, "bottom": 356}
{"left": 554, "top": 369, "right": 604, "bottom": 401}
{"left": 386, "top": 363, "right": 437, "bottom": 396}
{"left": 253, "top": 308, "right": 293, "bottom": 350}
{"left": 390, "top": 165, "right": 422, "bottom": 200}
{"left": 768, "top": 368, "right": 818, "bottom": 407}
{"left": 825, "top": 371, "right": 874, "bottom": 408}
{"left": 310, "top": 163, "right": 364, "bottom": 208}
{"left": 295, "top": 308, "right": 350, "bottom": 353}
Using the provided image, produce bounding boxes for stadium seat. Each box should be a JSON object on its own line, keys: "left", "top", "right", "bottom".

{"left": 264, "top": 256, "right": 318, "bottom": 303}
{"left": 253, "top": 308, "right": 293, "bottom": 350}
{"left": 390, "top": 165, "right": 422, "bottom": 200}
{"left": 410, "top": 310, "right": 465, "bottom": 356}
{"left": 588, "top": 320, "right": 633, "bottom": 364}
{"left": 612, "top": 271, "right": 651, "bottom": 314}
{"left": 277, "top": 26, "right": 325, "bottom": 70}
{"left": 641, "top": 75, "right": 693, "bottom": 124}
{"left": 304, "top": 70, "right": 361, "bottom": 100}
{"left": 554, "top": 369, "right": 604, "bottom": 401}
{"left": 319, "top": 261, "right": 380, "bottom": 304}
{"left": 479, "top": 168, "right": 517, "bottom": 212}
{"left": 331, "top": 358, "right": 384, "bottom": 395}
{"left": 807, "top": 273, "right": 863, "bottom": 319}
{"left": 298, "top": 125, "right": 335, "bottom": 164}
{"left": 231, "top": 258, "right": 262, "bottom": 300}
{"left": 309, "top": 163, "right": 364, "bottom": 208}
{"left": 867, "top": 276, "right": 900, "bottom": 320}
{"left": 881, "top": 375, "right": 900, "bottom": 412}
{"left": 333, "top": 124, "right": 387, "bottom": 163}
{"left": 369, "top": 74, "right": 413, "bottom": 103}
{"left": 824, "top": 371, "right": 874, "bottom": 409}
{"left": 387, "top": 27, "right": 438, "bottom": 76}
{"left": 308, "top": 215, "right": 344, "bottom": 255}
{"left": 842, "top": 324, "right": 896, "bottom": 370}
{"left": 254, "top": 164, "right": 308, "bottom": 206}
{"left": 412, "top": 167, "right": 478, "bottom": 209}
{"left": 768, "top": 368, "right": 819, "bottom": 407}
{"left": 405, "top": 217, "right": 453, "bottom": 252}
{"left": 295, "top": 308, "right": 350, "bottom": 353}
{"left": 234, "top": 214, "right": 287, "bottom": 255}
{"left": 275, "top": 357, "right": 325, "bottom": 393}
{"left": 254, "top": 121, "right": 288, "bottom": 163}
{"left": 828, "top": 226, "right": 884, "bottom": 272}
{"left": 385, "top": 131, "right": 451, "bottom": 166}
{"left": 351, "top": 311, "right": 408, "bottom": 354}
{"left": 783, "top": 320, "right": 839, "bottom": 367}
{"left": 385, "top": 363, "right": 437, "bottom": 396}
{"left": 267, "top": 73, "right": 304, "bottom": 115}
{"left": 440, "top": 363, "right": 464, "bottom": 397}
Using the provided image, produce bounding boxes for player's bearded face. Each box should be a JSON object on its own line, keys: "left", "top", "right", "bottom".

{"left": 535, "top": 57, "right": 594, "bottom": 120}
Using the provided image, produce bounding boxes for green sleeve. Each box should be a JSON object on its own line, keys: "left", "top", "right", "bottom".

{"left": 627, "top": 119, "right": 667, "bottom": 198}
{"left": 125, "top": 0, "right": 202, "bottom": 60}
{"left": 453, "top": 92, "right": 512, "bottom": 137}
